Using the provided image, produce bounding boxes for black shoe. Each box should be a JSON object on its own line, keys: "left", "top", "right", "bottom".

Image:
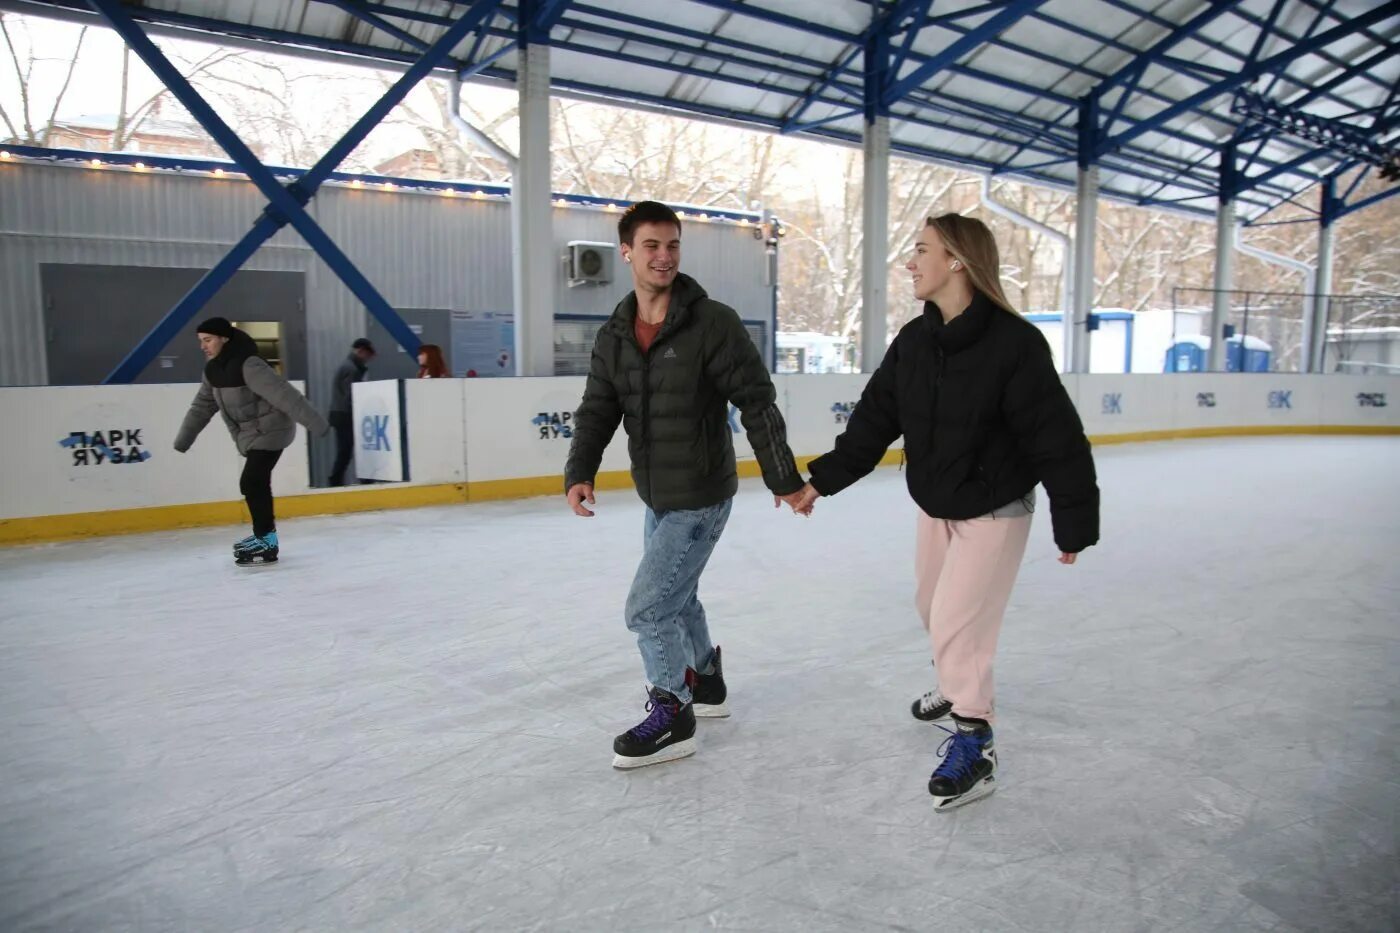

{"left": 911, "top": 688, "right": 952, "bottom": 722}
{"left": 612, "top": 688, "right": 697, "bottom": 770}
{"left": 693, "top": 646, "right": 729, "bottom": 719}
{"left": 910, "top": 660, "right": 951, "bottom": 721}
{"left": 928, "top": 715, "right": 997, "bottom": 811}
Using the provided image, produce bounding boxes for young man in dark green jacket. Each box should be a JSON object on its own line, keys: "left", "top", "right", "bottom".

{"left": 564, "top": 201, "right": 809, "bottom": 770}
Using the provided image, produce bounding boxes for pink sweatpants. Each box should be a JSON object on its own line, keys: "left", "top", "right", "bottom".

{"left": 914, "top": 510, "right": 1032, "bottom": 723}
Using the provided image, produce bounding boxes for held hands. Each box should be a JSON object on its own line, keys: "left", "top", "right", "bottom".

{"left": 566, "top": 482, "right": 596, "bottom": 517}
{"left": 1058, "top": 552, "right": 1077, "bottom": 565}
{"left": 774, "top": 482, "right": 820, "bottom": 516}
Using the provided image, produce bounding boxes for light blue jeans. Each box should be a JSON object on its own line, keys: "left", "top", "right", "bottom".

{"left": 624, "top": 498, "right": 733, "bottom": 704}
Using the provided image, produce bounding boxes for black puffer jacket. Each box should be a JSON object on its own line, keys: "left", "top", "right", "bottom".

{"left": 565, "top": 273, "right": 804, "bottom": 511}
{"left": 808, "top": 292, "right": 1099, "bottom": 554}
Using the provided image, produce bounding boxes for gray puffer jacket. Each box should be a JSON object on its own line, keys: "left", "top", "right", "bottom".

{"left": 175, "top": 357, "right": 330, "bottom": 455}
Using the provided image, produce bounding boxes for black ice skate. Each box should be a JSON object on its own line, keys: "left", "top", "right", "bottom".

{"left": 612, "top": 688, "right": 696, "bottom": 769}
{"left": 234, "top": 532, "right": 279, "bottom": 566}
{"left": 928, "top": 715, "right": 997, "bottom": 811}
{"left": 692, "top": 646, "right": 730, "bottom": 719}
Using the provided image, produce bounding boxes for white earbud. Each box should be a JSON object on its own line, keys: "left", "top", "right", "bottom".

{"left": 625, "top": 255, "right": 632, "bottom": 263}
{"left": 950, "top": 261, "right": 961, "bottom": 271}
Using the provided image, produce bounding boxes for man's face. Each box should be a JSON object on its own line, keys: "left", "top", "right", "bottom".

{"left": 355, "top": 348, "right": 375, "bottom": 363}
{"left": 198, "top": 333, "right": 227, "bottom": 360}
{"left": 621, "top": 222, "right": 680, "bottom": 293}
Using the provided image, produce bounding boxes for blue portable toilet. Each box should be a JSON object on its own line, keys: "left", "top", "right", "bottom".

{"left": 1226, "top": 335, "right": 1272, "bottom": 372}
{"left": 1164, "top": 335, "right": 1210, "bottom": 372}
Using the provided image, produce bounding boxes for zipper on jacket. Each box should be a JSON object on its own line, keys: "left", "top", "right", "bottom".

{"left": 641, "top": 349, "right": 653, "bottom": 504}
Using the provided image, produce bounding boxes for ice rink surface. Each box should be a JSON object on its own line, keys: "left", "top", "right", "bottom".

{"left": 1, "top": 437, "right": 1397, "bottom": 932}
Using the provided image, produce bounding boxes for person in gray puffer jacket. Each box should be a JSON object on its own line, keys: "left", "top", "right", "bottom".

{"left": 174, "top": 317, "right": 329, "bottom": 564}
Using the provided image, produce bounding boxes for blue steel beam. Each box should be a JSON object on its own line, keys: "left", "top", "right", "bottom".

{"left": 935, "top": 7, "right": 1344, "bottom": 151}
{"left": 924, "top": 3, "right": 1015, "bottom": 27}
{"left": 317, "top": 0, "right": 430, "bottom": 50}
{"left": 98, "top": 0, "right": 500, "bottom": 383}
{"left": 360, "top": 2, "right": 456, "bottom": 27}
{"left": 12, "top": 0, "right": 480, "bottom": 72}
{"left": 1286, "top": 0, "right": 1392, "bottom": 93}
{"left": 1335, "top": 184, "right": 1399, "bottom": 221}
{"left": 1095, "top": 0, "right": 1239, "bottom": 136}
{"left": 780, "top": 45, "right": 864, "bottom": 131}
{"left": 881, "top": 0, "right": 1048, "bottom": 106}
{"left": 1101, "top": 5, "right": 1398, "bottom": 157}
{"left": 89, "top": 0, "right": 423, "bottom": 370}
{"left": 21, "top": 0, "right": 1321, "bottom": 192}
{"left": 1095, "top": 0, "right": 1391, "bottom": 100}
{"left": 1088, "top": 0, "right": 1382, "bottom": 125}
{"left": 889, "top": 0, "right": 936, "bottom": 78}
{"left": 548, "top": 69, "right": 1280, "bottom": 216}
{"left": 683, "top": 0, "right": 855, "bottom": 43}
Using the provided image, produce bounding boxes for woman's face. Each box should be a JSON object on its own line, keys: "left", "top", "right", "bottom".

{"left": 906, "top": 226, "right": 953, "bottom": 303}
{"left": 418, "top": 351, "right": 427, "bottom": 366}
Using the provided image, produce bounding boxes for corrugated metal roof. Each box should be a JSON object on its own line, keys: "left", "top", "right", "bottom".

{"left": 5, "top": 0, "right": 1397, "bottom": 221}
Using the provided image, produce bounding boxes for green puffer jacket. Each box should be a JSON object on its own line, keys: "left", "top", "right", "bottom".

{"left": 175, "top": 357, "right": 329, "bottom": 456}
{"left": 564, "top": 273, "right": 804, "bottom": 511}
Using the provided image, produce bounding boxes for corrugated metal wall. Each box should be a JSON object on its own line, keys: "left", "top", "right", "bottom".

{"left": 0, "top": 158, "right": 771, "bottom": 474}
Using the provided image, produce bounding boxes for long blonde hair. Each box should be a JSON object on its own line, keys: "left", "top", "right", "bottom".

{"left": 925, "top": 213, "right": 1019, "bottom": 314}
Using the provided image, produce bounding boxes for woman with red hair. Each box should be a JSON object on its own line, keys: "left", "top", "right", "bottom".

{"left": 416, "top": 344, "right": 450, "bottom": 379}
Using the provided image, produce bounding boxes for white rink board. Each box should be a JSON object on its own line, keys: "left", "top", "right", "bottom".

{"left": 462, "top": 377, "right": 631, "bottom": 484}
{"left": 0, "top": 383, "right": 311, "bottom": 519}
{"left": 351, "top": 380, "right": 405, "bottom": 482}
{"left": 404, "top": 379, "right": 467, "bottom": 484}
{"left": 779, "top": 373, "right": 905, "bottom": 459}
{"left": 1, "top": 375, "right": 1395, "bottom": 522}
{"left": 1076, "top": 375, "right": 1177, "bottom": 436}
{"left": 1322, "top": 377, "right": 1394, "bottom": 425}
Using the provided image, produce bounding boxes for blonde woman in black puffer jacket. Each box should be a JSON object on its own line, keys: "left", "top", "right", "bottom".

{"left": 174, "top": 317, "right": 329, "bottom": 565}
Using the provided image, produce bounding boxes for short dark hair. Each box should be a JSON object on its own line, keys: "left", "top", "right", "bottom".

{"left": 352, "top": 338, "right": 375, "bottom": 354}
{"left": 618, "top": 200, "right": 682, "bottom": 246}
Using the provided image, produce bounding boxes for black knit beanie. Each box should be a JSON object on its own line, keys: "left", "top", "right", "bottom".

{"left": 196, "top": 316, "right": 236, "bottom": 339}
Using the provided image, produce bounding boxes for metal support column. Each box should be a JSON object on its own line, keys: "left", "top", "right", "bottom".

{"left": 1071, "top": 95, "right": 1099, "bottom": 374}
{"left": 511, "top": 24, "right": 555, "bottom": 377}
{"left": 1311, "top": 176, "right": 1337, "bottom": 373}
{"left": 1209, "top": 141, "right": 1238, "bottom": 373}
{"left": 860, "top": 30, "right": 891, "bottom": 373}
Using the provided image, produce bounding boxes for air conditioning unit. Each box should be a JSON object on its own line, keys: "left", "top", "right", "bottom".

{"left": 567, "top": 241, "right": 615, "bottom": 287}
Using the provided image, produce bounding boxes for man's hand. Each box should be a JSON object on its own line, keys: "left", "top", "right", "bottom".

{"left": 567, "top": 483, "right": 596, "bottom": 517}
{"left": 775, "top": 482, "right": 819, "bottom": 516}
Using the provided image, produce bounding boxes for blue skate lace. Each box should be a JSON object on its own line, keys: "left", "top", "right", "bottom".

{"left": 933, "top": 726, "right": 985, "bottom": 782}
{"left": 630, "top": 697, "right": 677, "bottom": 741}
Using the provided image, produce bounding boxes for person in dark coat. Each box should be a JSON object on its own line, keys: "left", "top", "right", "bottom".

{"left": 328, "top": 337, "right": 376, "bottom": 486}
{"left": 175, "top": 317, "right": 329, "bottom": 564}
{"left": 564, "top": 200, "right": 810, "bottom": 770}
{"left": 793, "top": 213, "right": 1100, "bottom": 810}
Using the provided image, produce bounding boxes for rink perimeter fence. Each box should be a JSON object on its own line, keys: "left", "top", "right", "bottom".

{"left": 1, "top": 372, "right": 1397, "bottom": 545}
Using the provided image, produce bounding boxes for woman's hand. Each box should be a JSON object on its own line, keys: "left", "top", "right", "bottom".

{"left": 1058, "top": 552, "right": 1077, "bottom": 565}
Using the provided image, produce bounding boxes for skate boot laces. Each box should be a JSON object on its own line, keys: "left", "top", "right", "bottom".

{"left": 917, "top": 690, "right": 948, "bottom": 715}
{"left": 933, "top": 725, "right": 986, "bottom": 783}
{"left": 629, "top": 695, "right": 678, "bottom": 742}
